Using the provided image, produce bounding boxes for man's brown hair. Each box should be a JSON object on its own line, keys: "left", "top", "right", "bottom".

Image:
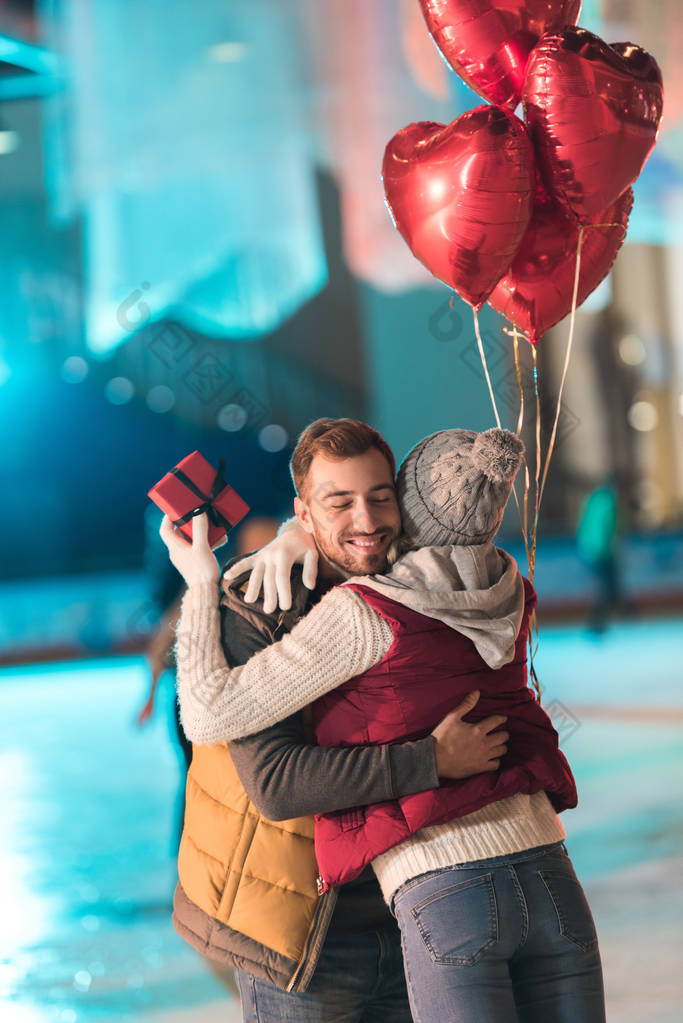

{"left": 290, "top": 418, "right": 396, "bottom": 499}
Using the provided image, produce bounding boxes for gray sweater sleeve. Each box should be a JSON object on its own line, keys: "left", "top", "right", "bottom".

{"left": 229, "top": 714, "right": 439, "bottom": 821}
{"left": 217, "top": 597, "right": 439, "bottom": 820}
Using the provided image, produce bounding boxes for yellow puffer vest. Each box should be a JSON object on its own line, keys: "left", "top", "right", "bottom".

{"left": 172, "top": 562, "right": 338, "bottom": 991}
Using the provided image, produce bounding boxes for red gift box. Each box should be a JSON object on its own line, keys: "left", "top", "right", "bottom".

{"left": 148, "top": 451, "right": 250, "bottom": 548}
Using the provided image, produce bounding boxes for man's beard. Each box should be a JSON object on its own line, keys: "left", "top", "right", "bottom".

{"left": 312, "top": 524, "right": 391, "bottom": 579}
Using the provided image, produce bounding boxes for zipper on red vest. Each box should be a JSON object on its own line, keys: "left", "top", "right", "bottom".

{"left": 316, "top": 874, "right": 329, "bottom": 896}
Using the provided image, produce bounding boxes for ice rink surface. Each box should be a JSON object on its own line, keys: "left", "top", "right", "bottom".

{"left": 1, "top": 616, "right": 682, "bottom": 1022}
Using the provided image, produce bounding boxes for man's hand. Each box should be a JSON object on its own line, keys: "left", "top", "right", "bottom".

{"left": 222, "top": 517, "right": 318, "bottom": 614}
{"left": 159, "top": 511, "right": 226, "bottom": 587}
{"left": 431, "top": 691, "right": 509, "bottom": 779}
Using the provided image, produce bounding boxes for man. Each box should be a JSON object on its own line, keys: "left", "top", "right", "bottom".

{"left": 165, "top": 418, "right": 510, "bottom": 1021}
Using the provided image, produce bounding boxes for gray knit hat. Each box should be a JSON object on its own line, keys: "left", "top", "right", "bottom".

{"left": 396, "top": 428, "right": 525, "bottom": 546}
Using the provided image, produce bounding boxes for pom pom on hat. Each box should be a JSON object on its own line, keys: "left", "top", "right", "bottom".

{"left": 472, "top": 429, "right": 524, "bottom": 483}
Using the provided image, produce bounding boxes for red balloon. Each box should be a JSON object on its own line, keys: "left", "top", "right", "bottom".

{"left": 488, "top": 185, "right": 633, "bottom": 343}
{"left": 523, "top": 27, "right": 663, "bottom": 223}
{"left": 382, "top": 106, "right": 534, "bottom": 310}
{"left": 418, "top": 0, "right": 581, "bottom": 108}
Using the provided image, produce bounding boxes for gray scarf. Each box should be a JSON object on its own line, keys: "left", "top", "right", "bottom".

{"left": 345, "top": 543, "right": 525, "bottom": 669}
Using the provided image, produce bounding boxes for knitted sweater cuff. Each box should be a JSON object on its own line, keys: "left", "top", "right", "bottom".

{"left": 179, "top": 579, "right": 221, "bottom": 616}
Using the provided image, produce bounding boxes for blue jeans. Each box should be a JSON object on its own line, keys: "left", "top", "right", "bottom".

{"left": 391, "top": 841, "right": 605, "bottom": 1023}
{"left": 235, "top": 920, "right": 412, "bottom": 1022}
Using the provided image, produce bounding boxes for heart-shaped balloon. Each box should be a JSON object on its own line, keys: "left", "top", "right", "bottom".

{"left": 488, "top": 184, "right": 633, "bottom": 342}
{"left": 418, "top": 0, "right": 581, "bottom": 108}
{"left": 382, "top": 105, "right": 534, "bottom": 310}
{"left": 523, "top": 27, "right": 663, "bottom": 223}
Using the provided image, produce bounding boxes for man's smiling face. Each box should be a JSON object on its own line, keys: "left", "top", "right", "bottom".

{"left": 294, "top": 447, "right": 401, "bottom": 579}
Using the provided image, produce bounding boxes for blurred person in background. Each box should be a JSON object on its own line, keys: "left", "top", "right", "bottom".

{"left": 576, "top": 474, "right": 626, "bottom": 632}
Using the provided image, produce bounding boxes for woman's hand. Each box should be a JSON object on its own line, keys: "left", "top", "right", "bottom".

{"left": 222, "top": 517, "right": 318, "bottom": 613}
{"left": 159, "top": 511, "right": 227, "bottom": 588}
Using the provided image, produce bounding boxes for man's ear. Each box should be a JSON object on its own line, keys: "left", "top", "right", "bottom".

{"left": 294, "top": 495, "right": 315, "bottom": 535}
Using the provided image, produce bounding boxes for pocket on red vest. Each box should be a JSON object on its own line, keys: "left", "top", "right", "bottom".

{"left": 340, "top": 807, "right": 366, "bottom": 831}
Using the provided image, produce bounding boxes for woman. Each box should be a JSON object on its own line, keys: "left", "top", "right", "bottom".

{"left": 162, "top": 427, "right": 605, "bottom": 1022}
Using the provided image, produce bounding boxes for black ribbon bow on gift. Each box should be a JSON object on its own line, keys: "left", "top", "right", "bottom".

{"left": 170, "top": 457, "right": 237, "bottom": 535}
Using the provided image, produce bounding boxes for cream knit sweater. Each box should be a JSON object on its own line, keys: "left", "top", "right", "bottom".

{"left": 175, "top": 580, "right": 565, "bottom": 902}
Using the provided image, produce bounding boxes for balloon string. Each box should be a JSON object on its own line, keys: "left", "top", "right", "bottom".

{"left": 508, "top": 222, "right": 616, "bottom": 705}
{"left": 474, "top": 308, "right": 541, "bottom": 696}
{"left": 513, "top": 327, "right": 525, "bottom": 437}
{"left": 586, "top": 220, "right": 626, "bottom": 231}
{"left": 476, "top": 312, "right": 541, "bottom": 698}
{"left": 509, "top": 331, "right": 531, "bottom": 581}
{"left": 526, "top": 227, "right": 585, "bottom": 703}
{"left": 510, "top": 327, "right": 541, "bottom": 702}
{"left": 528, "top": 609, "right": 541, "bottom": 702}
{"left": 526, "top": 342, "right": 543, "bottom": 701}
{"left": 508, "top": 330, "right": 532, "bottom": 573}
{"left": 512, "top": 327, "right": 532, "bottom": 581}
{"left": 537, "top": 226, "right": 585, "bottom": 513}
{"left": 530, "top": 343, "right": 541, "bottom": 583}
{"left": 473, "top": 308, "right": 502, "bottom": 429}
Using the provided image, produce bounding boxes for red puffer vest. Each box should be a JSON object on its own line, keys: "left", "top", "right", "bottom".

{"left": 312, "top": 579, "right": 577, "bottom": 889}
